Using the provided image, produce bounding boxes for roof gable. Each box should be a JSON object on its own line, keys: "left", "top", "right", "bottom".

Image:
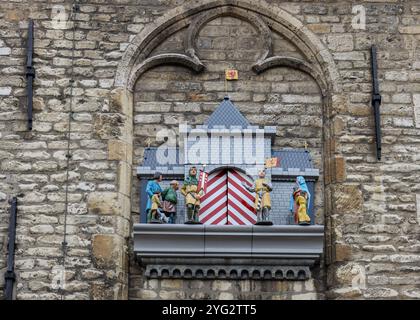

{"left": 272, "top": 149, "right": 314, "bottom": 170}
{"left": 205, "top": 97, "right": 250, "bottom": 128}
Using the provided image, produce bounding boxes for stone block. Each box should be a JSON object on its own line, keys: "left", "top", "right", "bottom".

{"left": 335, "top": 243, "right": 352, "bottom": 262}
{"left": 0, "top": 87, "right": 12, "bottom": 95}
{"left": 111, "top": 89, "right": 133, "bottom": 118}
{"left": 92, "top": 234, "right": 125, "bottom": 269}
{"left": 416, "top": 194, "right": 420, "bottom": 223}
{"left": 160, "top": 279, "right": 183, "bottom": 290}
{"left": 335, "top": 263, "right": 366, "bottom": 286}
{"left": 90, "top": 282, "right": 115, "bottom": 300}
{"left": 291, "top": 292, "right": 317, "bottom": 300}
{"left": 385, "top": 71, "right": 408, "bottom": 81}
{"left": 331, "top": 184, "right": 363, "bottom": 214}
{"left": 331, "top": 287, "right": 362, "bottom": 298}
{"left": 399, "top": 26, "right": 420, "bottom": 34}
{"left": 108, "top": 140, "right": 128, "bottom": 161}
{"left": 87, "top": 192, "right": 119, "bottom": 215}
{"left": 326, "top": 35, "right": 353, "bottom": 52}
{"left": 211, "top": 280, "right": 232, "bottom": 292}
{"left": 363, "top": 288, "right": 398, "bottom": 298}
{"left": 118, "top": 163, "right": 132, "bottom": 197}
{"left": 138, "top": 289, "right": 158, "bottom": 299}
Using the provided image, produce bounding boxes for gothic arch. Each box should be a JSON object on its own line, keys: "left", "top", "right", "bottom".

{"left": 184, "top": 6, "right": 273, "bottom": 66}
{"left": 114, "top": 0, "right": 342, "bottom": 97}
{"left": 112, "top": 1, "right": 348, "bottom": 293}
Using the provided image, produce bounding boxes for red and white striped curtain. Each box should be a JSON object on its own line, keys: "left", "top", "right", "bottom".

{"left": 199, "top": 168, "right": 256, "bottom": 225}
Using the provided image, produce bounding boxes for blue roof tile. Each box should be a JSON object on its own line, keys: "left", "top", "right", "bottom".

{"left": 272, "top": 149, "right": 313, "bottom": 170}
{"left": 141, "top": 148, "right": 313, "bottom": 171}
{"left": 205, "top": 96, "right": 250, "bottom": 128}
{"left": 143, "top": 147, "right": 180, "bottom": 170}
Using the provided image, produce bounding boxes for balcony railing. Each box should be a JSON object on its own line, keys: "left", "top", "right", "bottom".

{"left": 133, "top": 224, "right": 324, "bottom": 280}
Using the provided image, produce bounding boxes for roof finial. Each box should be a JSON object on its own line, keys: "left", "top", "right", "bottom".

{"left": 146, "top": 138, "right": 152, "bottom": 148}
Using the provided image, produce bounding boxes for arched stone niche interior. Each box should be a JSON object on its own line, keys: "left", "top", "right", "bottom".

{"left": 130, "top": 14, "right": 326, "bottom": 225}
{"left": 116, "top": 0, "right": 344, "bottom": 299}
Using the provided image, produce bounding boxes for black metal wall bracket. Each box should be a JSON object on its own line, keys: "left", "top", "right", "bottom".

{"left": 26, "top": 20, "right": 35, "bottom": 131}
{"left": 4, "top": 197, "right": 17, "bottom": 300}
{"left": 370, "top": 45, "right": 382, "bottom": 161}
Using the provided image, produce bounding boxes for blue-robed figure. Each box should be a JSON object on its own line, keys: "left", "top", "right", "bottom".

{"left": 145, "top": 172, "right": 163, "bottom": 222}
{"left": 289, "top": 176, "right": 311, "bottom": 217}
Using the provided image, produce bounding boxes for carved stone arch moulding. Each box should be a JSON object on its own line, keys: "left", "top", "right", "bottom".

{"left": 184, "top": 6, "right": 273, "bottom": 65}
{"left": 127, "top": 53, "right": 204, "bottom": 90}
{"left": 115, "top": 0, "right": 348, "bottom": 281}
{"left": 115, "top": 0, "right": 342, "bottom": 96}
{"left": 252, "top": 56, "right": 328, "bottom": 96}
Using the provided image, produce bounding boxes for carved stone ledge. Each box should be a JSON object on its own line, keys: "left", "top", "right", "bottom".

{"left": 134, "top": 224, "right": 324, "bottom": 280}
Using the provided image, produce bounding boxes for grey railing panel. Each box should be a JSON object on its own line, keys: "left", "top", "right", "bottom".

{"left": 134, "top": 224, "right": 205, "bottom": 256}
{"left": 204, "top": 225, "right": 253, "bottom": 256}
{"left": 134, "top": 224, "right": 324, "bottom": 262}
{"left": 251, "top": 225, "right": 324, "bottom": 257}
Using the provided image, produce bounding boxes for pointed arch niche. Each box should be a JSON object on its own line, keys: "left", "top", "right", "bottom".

{"left": 113, "top": 0, "right": 348, "bottom": 297}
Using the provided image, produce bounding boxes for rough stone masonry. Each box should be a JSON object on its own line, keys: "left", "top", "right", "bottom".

{"left": 0, "top": 0, "right": 420, "bottom": 300}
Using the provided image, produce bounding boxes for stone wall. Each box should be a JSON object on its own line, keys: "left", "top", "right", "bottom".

{"left": 0, "top": 0, "right": 419, "bottom": 300}
{"left": 128, "top": 277, "right": 322, "bottom": 300}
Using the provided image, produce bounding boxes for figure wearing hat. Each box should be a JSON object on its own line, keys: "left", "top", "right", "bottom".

{"left": 244, "top": 169, "right": 273, "bottom": 224}
{"left": 161, "top": 180, "right": 179, "bottom": 224}
{"left": 181, "top": 166, "right": 201, "bottom": 224}
{"left": 145, "top": 171, "right": 163, "bottom": 223}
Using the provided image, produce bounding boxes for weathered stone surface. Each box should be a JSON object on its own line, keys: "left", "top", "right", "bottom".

{"left": 87, "top": 192, "right": 119, "bottom": 215}
{"left": 331, "top": 185, "right": 363, "bottom": 214}
{"left": 0, "top": 0, "right": 419, "bottom": 302}
{"left": 364, "top": 288, "right": 399, "bottom": 298}
{"left": 334, "top": 243, "right": 352, "bottom": 262}
{"left": 335, "top": 263, "right": 366, "bottom": 286}
{"left": 92, "top": 234, "right": 125, "bottom": 269}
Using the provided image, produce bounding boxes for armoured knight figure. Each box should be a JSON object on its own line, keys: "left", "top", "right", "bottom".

{"left": 180, "top": 166, "right": 201, "bottom": 224}
{"left": 245, "top": 169, "right": 273, "bottom": 225}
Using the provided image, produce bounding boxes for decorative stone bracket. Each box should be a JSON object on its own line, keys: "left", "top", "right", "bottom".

{"left": 133, "top": 224, "right": 324, "bottom": 280}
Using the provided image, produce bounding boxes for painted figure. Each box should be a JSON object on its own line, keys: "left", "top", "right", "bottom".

{"left": 145, "top": 172, "right": 163, "bottom": 223}
{"left": 149, "top": 191, "right": 162, "bottom": 223}
{"left": 292, "top": 188, "right": 311, "bottom": 225}
{"left": 162, "top": 180, "right": 179, "bottom": 224}
{"left": 289, "top": 176, "right": 311, "bottom": 225}
{"left": 245, "top": 170, "right": 273, "bottom": 224}
{"left": 181, "top": 166, "right": 201, "bottom": 223}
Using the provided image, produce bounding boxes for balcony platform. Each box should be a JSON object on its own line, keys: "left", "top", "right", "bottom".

{"left": 133, "top": 224, "right": 324, "bottom": 281}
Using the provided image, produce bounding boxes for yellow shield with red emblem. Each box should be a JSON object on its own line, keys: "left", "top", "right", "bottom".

{"left": 225, "top": 69, "right": 238, "bottom": 80}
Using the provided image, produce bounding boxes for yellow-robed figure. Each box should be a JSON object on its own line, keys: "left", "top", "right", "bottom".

{"left": 293, "top": 189, "right": 311, "bottom": 225}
